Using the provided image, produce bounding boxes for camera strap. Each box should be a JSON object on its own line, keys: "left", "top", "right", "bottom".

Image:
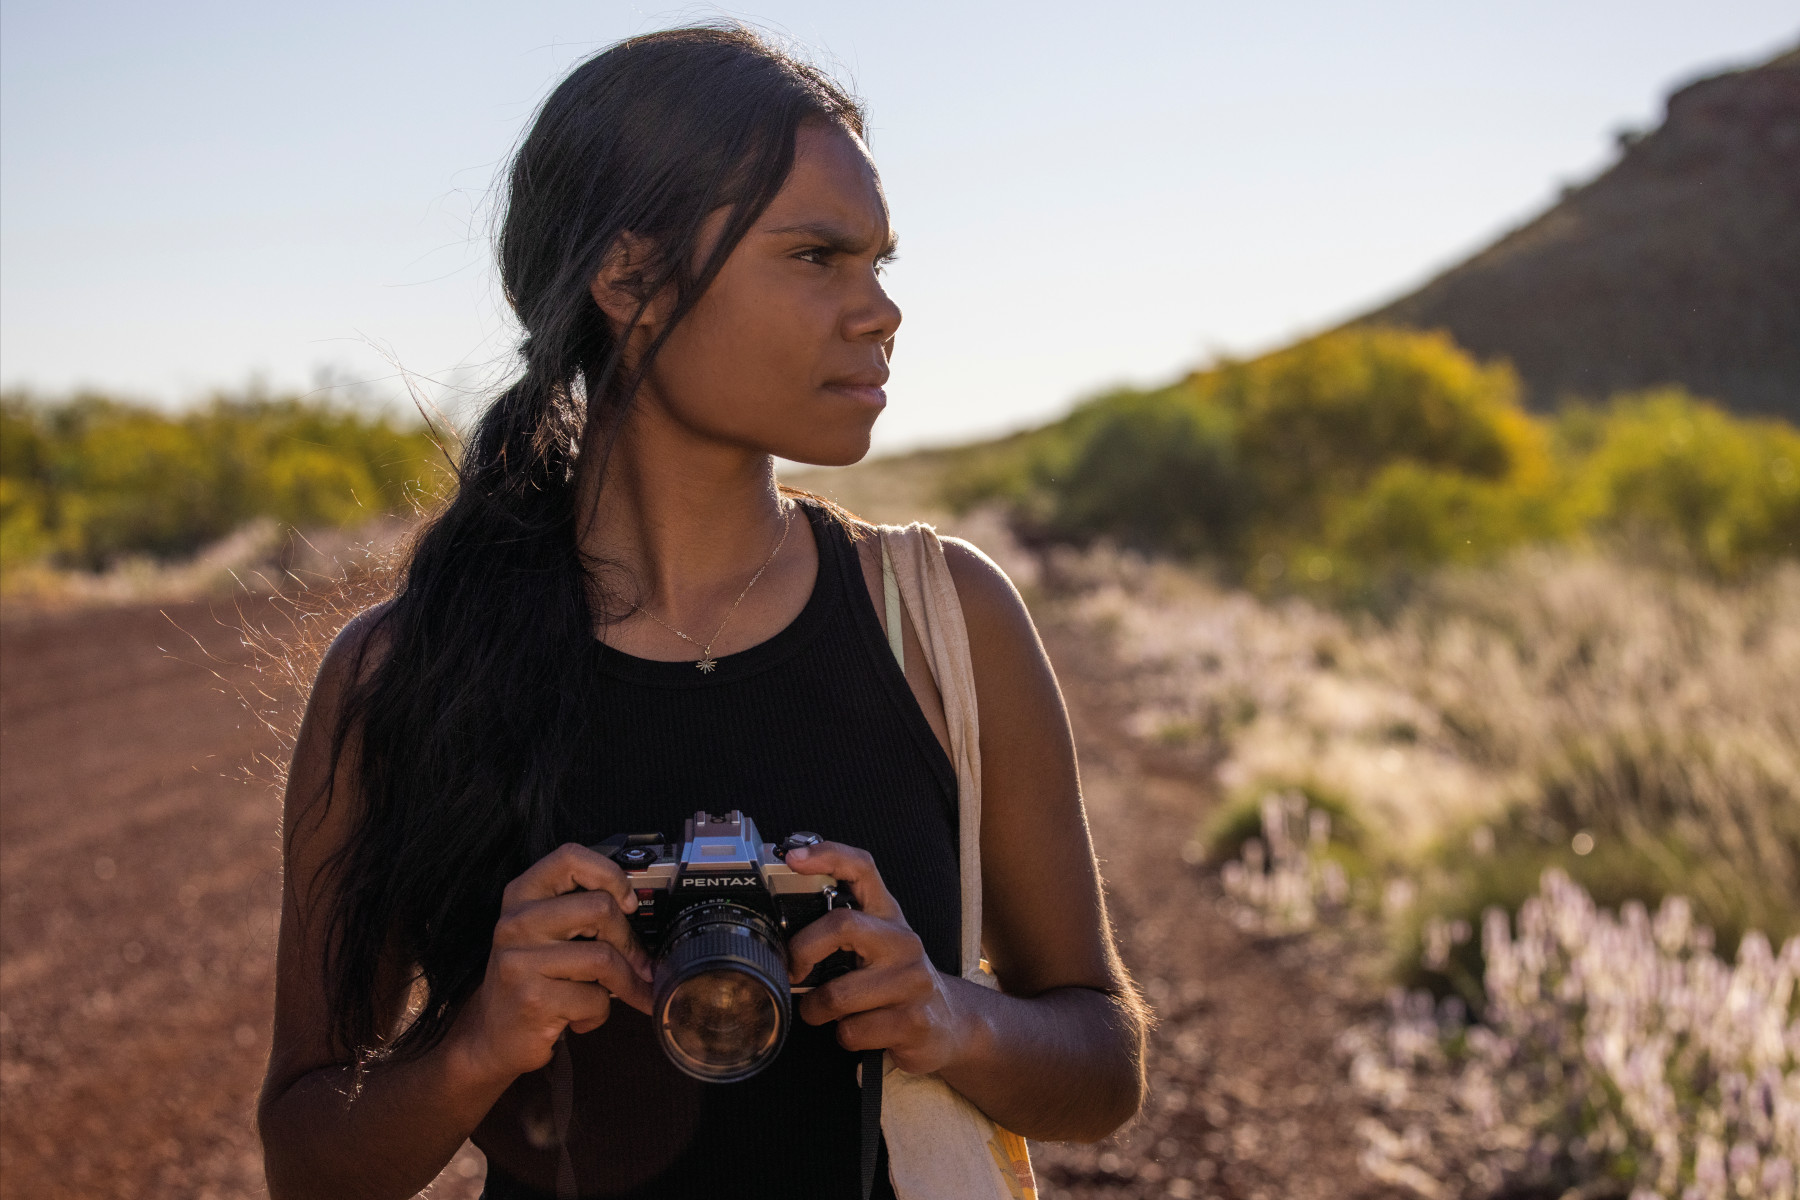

{"left": 859, "top": 1047, "right": 884, "bottom": 1200}
{"left": 551, "top": 1030, "right": 578, "bottom": 1200}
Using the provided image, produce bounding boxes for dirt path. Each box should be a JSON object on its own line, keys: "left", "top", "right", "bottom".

{"left": 0, "top": 600, "right": 489, "bottom": 1200}
{"left": 1028, "top": 613, "right": 1400, "bottom": 1200}
{"left": 1, "top": 601, "right": 290, "bottom": 1198}
{"left": 0, "top": 598, "right": 1396, "bottom": 1199}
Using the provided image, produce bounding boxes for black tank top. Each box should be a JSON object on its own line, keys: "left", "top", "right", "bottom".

{"left": 476, "top": 496, "right": 961, "bottom": 1199}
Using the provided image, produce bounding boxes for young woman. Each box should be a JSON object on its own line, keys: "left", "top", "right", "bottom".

{"left": 257, "top": 26, "right": 1146, "bottom": 1200}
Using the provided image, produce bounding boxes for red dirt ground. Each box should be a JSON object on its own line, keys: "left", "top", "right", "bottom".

{"left": 0, "top": 597, "right": 1399, "bottom": 1200}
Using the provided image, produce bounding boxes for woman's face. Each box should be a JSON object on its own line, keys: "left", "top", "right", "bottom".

{"left": 621, "top": 121, "right": 902, "bottom": 467}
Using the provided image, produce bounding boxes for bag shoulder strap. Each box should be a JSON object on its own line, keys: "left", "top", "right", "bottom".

{"left": 876, "top": 523, "right": 983, "bottom": 980}
{"left": 875, "top": 526, "right": 1037, "bottom": 1200}
{"left": 881, "top": 540, "right": 905, "bottom": 666}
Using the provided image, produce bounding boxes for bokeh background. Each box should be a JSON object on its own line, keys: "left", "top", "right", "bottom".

{"left": 2, "top": 4, "right": 1796, "bottom": 1199}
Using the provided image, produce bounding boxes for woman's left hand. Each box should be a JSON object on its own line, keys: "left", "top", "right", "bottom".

{"left": 782, "top": 841, "right": 972, "bottom": 1076}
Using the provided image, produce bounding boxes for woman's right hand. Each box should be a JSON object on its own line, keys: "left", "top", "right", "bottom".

{"left": 447, "top": 843, "right": 657, "bottom": 1084}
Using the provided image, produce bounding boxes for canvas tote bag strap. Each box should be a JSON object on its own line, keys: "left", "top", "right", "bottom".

{"left": 877, "top": 524, "right": 983, "bottom": 978}
{"left": 876, "top": 525, "right": 1038, "bottom": 1200}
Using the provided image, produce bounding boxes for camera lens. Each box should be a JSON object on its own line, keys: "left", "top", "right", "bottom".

{"left": 651, "top": 902, "right": 789, "bottom": 1082}
{"left": 664, "top": 970, "right": 781, "bottom": 1074}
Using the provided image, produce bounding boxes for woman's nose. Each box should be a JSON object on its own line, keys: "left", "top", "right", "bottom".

{"left": 846, "top": 275, "right": 902, "bottom": 344}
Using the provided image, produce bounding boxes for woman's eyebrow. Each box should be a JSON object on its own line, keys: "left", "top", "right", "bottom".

{"left": 765, "top": 221, "right": 900, "bottom": 259}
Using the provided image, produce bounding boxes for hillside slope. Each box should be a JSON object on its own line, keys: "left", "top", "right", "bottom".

{"left": 1360, "top": 46, "right": 1800, "bottom": 419}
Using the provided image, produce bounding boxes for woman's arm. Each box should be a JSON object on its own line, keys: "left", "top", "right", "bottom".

{"left": 257, "top": 610, "right": 504, "bottom": 1199}
{"left": 788, "top": 536, "right": 1147, "bottom": 1142}
{"left": 256, "top": 612, "right": 654, "bottom": 1200}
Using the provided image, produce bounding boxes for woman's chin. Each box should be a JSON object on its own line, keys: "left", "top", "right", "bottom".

{"left": 775, "top": 431, "right": 874, "bottom": 470}
{"left": 769, "top": 413, "right": 879, "bottom": 469}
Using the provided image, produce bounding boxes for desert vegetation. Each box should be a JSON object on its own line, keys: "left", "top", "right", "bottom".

{"left": 1036, "top": 538, "right": 1798, "bottom": 1197}
{"left": 0, "top": 388, "right": 449, "bottom": 590}
{"left": 947, "top": 328, "right": 1799, "bottom": 596}
{"left": 946, "top": 326, "right": 1799, "bottom": 1198}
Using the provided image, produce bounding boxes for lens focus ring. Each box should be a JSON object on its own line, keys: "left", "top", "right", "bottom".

{"left": 652, "top": 905, "right": 791, "bottom": 1082}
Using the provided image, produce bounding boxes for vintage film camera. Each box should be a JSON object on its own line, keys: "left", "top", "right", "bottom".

{"left": 592, "top": 811, "right": 858, "bottom": 1082}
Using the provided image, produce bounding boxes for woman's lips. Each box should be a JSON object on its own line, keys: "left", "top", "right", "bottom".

{"left": 824, "top": 383, "right": 887, "bottom": 407}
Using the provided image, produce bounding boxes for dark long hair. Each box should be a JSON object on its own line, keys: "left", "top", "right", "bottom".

{"left": 316, "top": 26, "right": 865, "bottom": 1059}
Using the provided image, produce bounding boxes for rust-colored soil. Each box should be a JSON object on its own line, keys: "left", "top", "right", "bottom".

{"left": 0, "top": 599, "right": 1397, "bottom": 1200}
{"left": 2, "top": 600, "right": 291, "bottom": 1198}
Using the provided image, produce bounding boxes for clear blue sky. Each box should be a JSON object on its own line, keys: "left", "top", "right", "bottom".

{"left": 2, "top": 1, "right": 1794, "bottom": 451}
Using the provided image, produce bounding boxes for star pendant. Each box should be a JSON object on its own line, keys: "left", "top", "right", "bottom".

{"left": 696, "top": 657, "right": 718, "bottom": 674}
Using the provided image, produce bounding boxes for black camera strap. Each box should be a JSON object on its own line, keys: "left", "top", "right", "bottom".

{"left": 551, "top": 1030, "right": 578, "bottom": 1200}
{"left": 859, "top": 1047, "right": 883, "bottom": 1200}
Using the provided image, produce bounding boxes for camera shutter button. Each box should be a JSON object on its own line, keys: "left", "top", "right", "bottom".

{"left": 776, "top": 832, "right": 822, "bottom": 858}
{"left": 615, "top": 845, "right": 658, "bottom": 868}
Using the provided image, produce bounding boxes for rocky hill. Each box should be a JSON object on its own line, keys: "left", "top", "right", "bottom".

{"left": 1359, "top": 46, "right": 1800, "bottom": 420}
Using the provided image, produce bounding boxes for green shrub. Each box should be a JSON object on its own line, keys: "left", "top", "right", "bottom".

{"left": 1023, "top": 386, "right": 1254, "bottom": 557}
{"left": 1212, "top": 327, "right": 1537, "bottom": 537}
{"left": 944, "top": 328, "right": 1554, "bottom": 581}
{"left": 51, "top": 406, "right": 230, "bottom": 564}
{"left": 0, "top": 477, "right": 50, "bottom": 569}
{"left": 0, "top": 390, "right": 450, "bottom": 572}
{"left": 1566, "top": 389, "right": 1800, "bottom": 577}
{"left": 1321, "top": 461, "right": 1566, "bottom": 580}
{"left": 943, "top": 329, "right": 1800, "bottom": 593}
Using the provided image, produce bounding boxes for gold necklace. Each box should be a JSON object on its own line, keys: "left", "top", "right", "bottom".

{"left": 631, "top": 501, "right": 794, "bottom": 673}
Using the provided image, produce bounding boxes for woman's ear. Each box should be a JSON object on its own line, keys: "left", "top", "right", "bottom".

{"left": 589, "top": 232, "right": 667, "bottom": 334}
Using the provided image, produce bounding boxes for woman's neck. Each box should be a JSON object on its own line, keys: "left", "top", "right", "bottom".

{"left": 573, "top": 400, "right": 800, "bottom": 627}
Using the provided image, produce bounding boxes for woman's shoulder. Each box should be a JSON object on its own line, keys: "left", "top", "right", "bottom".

{"left": 311, "top": 599, "right": 398, "bottom": 704}
{"left": 936, "top": 536, "right": 1036, "bottom": 648}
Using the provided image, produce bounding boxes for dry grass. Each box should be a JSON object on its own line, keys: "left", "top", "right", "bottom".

{"left": 0, "top": 518, "right": 411, "bottom": 618}
{"left": 1057, "top": 544, "right": 1800, "bottom": 941}
{"left": 1063, "top": 543, "right": 1800, "bottom": 1199}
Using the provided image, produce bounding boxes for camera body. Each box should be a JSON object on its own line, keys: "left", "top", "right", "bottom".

{"left": 591, "top": 811, "right": 857, "bottom": 1080}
